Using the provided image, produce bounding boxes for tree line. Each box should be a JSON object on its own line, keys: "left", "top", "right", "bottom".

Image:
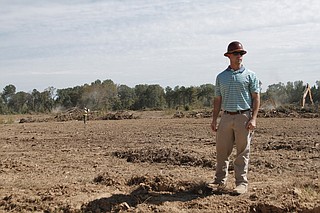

{"left": 0, "top": 79, "right": 319, "bottom": 114}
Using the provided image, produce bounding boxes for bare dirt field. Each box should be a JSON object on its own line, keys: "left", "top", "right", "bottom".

{"left": 0, "top": 112, "right": 319, "bottom": 212}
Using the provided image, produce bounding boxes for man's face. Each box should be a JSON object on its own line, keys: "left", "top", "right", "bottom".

{"left": 228, "top": 51, "right": 245, "bottom": 64}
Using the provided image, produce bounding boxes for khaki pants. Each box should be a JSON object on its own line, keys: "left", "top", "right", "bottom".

{"left": 214, "top": 111, "right": 253, "bottom": 186}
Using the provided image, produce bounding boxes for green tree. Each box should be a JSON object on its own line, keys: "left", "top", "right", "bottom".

{"left": 2, "top": 84, "right": 16, "bottom": 104}
{"left": 31, "top": 89, "right": 41, "bottom": 112}
{"left": 133, "top": 84, "right": 148, "bottom": 110}
{"left": 55, "top": 86, "right": 83, "bottom": 108}
{"left": 0, "top": 95, "right": 7, "bottom": 114}
{"left": 197, "top": 84, "right": 215, "bottom": 107}
{"left": 81, "top": 80, "right": 105, "bottom": 109}
{"left": 266, "top": 82, "right": 288, "bottom": 105}
{"left": 311, "top": 81, "right": 320, "bottom": 103}
{"left": 172, "top": 86, "right": 184, "bottom": 109}
{"left": 117, "top": 85, "right": 135, "bottom": 110}
{"left": 185, "top": 86, "right": 197, "bottom": 108}
{"left": 80, "top": 79, "right": 118, "bottom": 110}
{"left": 39, "top": 88, "right": 55, "bottom": 112}
{"left": 102, "top": 79, "right": 118, "bottom": 110}
{"left": 165, "top": 86, "right": 174, "bottom": 109}
{"left": 145, "top": 84, "right": 165, "bottom": 109}
{"left": 8, "top": 91, "right": 31, "bottom": 113}
{"left": 293, "top": 81, "right": 305, "bottom": 104}
{"left": 285, "top": 82, "right": 295, "bottom": 103}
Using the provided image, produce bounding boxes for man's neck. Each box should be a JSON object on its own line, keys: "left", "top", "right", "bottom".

{"left": 230, "top": 64, "right": 242, "bottom": 71}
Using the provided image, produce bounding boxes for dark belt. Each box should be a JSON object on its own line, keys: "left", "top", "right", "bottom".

{"left": 224, "top": 109, "right": 250, "bottom": 115}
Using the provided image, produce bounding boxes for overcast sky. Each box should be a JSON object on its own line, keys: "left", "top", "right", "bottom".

{"left": 1, "top": 0, "right": 320, "bottom": 92}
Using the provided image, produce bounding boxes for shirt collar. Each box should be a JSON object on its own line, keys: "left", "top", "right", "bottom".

{"left": 226, "top": 65, "right": 245, "bottom": 74}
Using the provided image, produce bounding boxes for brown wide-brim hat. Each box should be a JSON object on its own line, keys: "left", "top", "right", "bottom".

{"left": 224, "top": 41, "right": 247, "bottom": 57}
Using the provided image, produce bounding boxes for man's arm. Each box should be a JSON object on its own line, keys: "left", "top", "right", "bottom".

{"left": 211, "top": 96, "right": 222, "bottom": 132}
{"left": 246, "top": 92, "right": 260, "bottom": 130}
{"left": 251, "top": 92, "right": 260, "bottom": 119}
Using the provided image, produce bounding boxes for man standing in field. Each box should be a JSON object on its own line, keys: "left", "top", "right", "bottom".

{"left": 209, "top": 41, "right": 260, "bottom": 195}
{"left": 83, "top": 107, "right": 90, "bottom": 124}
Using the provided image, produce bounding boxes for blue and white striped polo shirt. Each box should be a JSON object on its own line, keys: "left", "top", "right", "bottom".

{"left": 215, "top": 66, "right": 260, "bottom": 112}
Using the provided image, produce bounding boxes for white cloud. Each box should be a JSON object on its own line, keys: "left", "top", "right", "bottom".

{"left": 0, "top": 0, "right": 320, "bottom": 91}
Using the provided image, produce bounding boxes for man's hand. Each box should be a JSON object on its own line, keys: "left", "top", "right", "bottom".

{"left": 246, "top": 118, "right": 256, "bottom": 130}
{"left": 211, "top": 96, "right": 222, "bottom": 132}
{"left": 211, "top": 119, "right": 218, "bottom": 132}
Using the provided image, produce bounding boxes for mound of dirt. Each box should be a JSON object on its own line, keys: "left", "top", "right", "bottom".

{"left": 102, "top": 111, "right": 134, "bottom": 120}
{"left": 113, "top": 147, "right": 214, "bottom": 168}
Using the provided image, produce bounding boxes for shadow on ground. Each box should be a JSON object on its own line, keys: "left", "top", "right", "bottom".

{"left": 81, "top": 182, "right": 236, "bottom": 212}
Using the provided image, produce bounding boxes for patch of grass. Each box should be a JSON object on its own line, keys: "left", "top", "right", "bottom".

{"left": 0, "top": 116, "right": 15, "bottom": 124}
{"left": 293, "top": 182, "right": 320, "bottom": 201}
{"left": 303, "top": 183, "right": 320, "bottom": 198}
{"left": 163, "top": 109, "right": 176, "bottom": 116}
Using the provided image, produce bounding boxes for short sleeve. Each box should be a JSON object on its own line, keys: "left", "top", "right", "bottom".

{"left": 215, "top": 77, "right": 221, "bottom": 97}
{"left": 250, "top": 73, "right": 260, "bottom": 93}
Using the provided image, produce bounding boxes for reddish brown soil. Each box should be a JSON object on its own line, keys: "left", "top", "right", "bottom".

{"left": 0, "top": 113, "right": 319, "bottom": 212}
